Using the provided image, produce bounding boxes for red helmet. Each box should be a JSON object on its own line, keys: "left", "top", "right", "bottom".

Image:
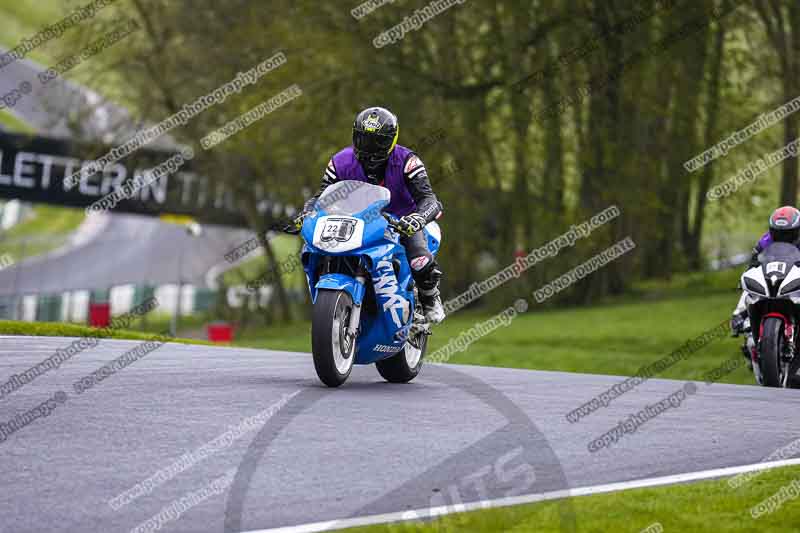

{"left": 769, "top": 206, "right": 800, "bottom": 243}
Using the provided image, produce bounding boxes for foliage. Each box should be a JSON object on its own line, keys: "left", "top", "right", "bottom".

{"left": 54, "top": 0, "right": 799, "bottom": 316}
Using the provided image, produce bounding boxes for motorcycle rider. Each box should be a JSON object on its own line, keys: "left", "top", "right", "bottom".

{"left": 294, "top": 106, "right": 446, "bottom": 324}
{"left": 731, "top": 205, "right": 800, "bottom": 338}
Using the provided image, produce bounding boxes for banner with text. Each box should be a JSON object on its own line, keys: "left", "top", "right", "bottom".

{"left": 0, "top": 133, "right": 287, "bottom": 227}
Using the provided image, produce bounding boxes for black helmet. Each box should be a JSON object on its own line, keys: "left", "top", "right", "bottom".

{"left": 769, "top": 206, "right": 800, "bottom": 243}
{"left": 353, "top": 107, "right": 399, "bottom": 173}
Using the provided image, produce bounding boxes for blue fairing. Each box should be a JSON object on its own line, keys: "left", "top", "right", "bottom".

{"left": 299, "top": 180, "right": 441, "bottom": 365}
{"left": 314, "top": 274, "right": 366, "bottom": 305}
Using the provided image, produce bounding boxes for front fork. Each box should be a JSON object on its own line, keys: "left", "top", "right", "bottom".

{"left": 346, "top": 274, "right": 367, "bottom": 342}
{"left": 782, "top": 320, "right": 797, "bottom": 387}
{"left": 744, "top": 334, "right": 762, "bottom": 384}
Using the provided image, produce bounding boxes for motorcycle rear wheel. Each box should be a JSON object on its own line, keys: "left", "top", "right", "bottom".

{"left": 376, "top": 330, "right": 427, "bottom": 383}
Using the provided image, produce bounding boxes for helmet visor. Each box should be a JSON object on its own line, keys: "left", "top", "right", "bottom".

{"left": 354, "top": 131, "right": 395, "bottom": 156}
{"left": 772, "top": 228, "right": 800, "bottom": 244}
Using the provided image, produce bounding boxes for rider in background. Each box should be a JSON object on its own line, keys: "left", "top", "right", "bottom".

{"left": 731, "top": 205, "right": 800, "bottom": 336}
{"left": 295, "top": 106, "right": 446, "bottom": 323}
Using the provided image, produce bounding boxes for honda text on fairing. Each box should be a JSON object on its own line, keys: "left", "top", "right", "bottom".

{"left": 739, "top": 241, "right": 800, "bottom": 388}
{"left": 294, "top": 180, "right": 441, "bottom": 387}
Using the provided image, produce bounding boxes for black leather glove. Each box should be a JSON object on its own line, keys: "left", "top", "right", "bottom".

{"left": 284, "top": 211, "right": 309, "bottom": 234}
{"left": 395, "top": 213, "right": 427, "bottom": 237}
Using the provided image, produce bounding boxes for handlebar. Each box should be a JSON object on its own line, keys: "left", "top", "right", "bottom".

{"left": 275, "top": 218, "right": 301, "bottom": 235}
{"left": 279, "top": 210, "right": 404, "bottom": 237}
{"left": 282, "top": 224, "right": 301, "bottom": 235}
{"left": 279, "top": 212, "right": 399, "bottom": 237}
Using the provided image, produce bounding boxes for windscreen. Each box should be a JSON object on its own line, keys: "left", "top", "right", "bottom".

{"left": 760, "top": 242, "right": 800, "bottom": 265}
{"left": 316, "top": 180, "right": 390, "bottom": 216}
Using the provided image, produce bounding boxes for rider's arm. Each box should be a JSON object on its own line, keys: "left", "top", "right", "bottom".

{"left": 748, "top": 248, "right": 760, "bottom": 268}
{"left": 403, "top": 154, "right": 442, "bottom": 223}
{"left": 303, "top": 158, "right": 338, "bottom": 212}
{"left": 749, "top": 231, "right": 772, "bottom": 267}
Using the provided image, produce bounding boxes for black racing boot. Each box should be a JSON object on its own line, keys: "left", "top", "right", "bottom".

{"left": 415, "top": 262, "right": 445, "bottom": 324}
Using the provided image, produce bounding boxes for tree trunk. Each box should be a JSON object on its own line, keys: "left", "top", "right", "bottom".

{"left": 688, "top": 20, "right": 726, "bottom": 270}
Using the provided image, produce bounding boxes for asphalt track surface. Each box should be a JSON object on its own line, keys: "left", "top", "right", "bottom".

{"left": 0, "top": 212, "right": 251, "bottom": 295}
{"left": 1, "top": 336, "right": 799, "bottom": 533}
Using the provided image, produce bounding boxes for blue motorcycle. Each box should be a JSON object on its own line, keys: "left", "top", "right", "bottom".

{"left": 297, "top": 180, "right": 441, "bottom": 387}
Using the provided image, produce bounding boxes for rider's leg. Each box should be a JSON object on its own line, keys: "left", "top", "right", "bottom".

{"left": 401, "top": 232, "right": 445, "bottom": 324}
{"left": 731, "top": 291, "right": 753, "bottom": 368}
{"left": 733, "top": 291, "right": 748, "bottom": 316}
{"left": 731, "top": 291, "right": 749, "bottom": 336}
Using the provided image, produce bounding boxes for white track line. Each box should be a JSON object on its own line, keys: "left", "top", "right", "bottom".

{"left": 241, "top": 458, "right": 800, "bottom": 533}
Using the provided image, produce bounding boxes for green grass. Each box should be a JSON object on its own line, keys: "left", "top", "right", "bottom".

{"left": 0, "top": 0, "right": 64, "bottom": 65}
{"left": 631, "top": 267, "right": 741, "bottom": 299}
{"left": 345, "top": 465, "right": 800, "bottom": 532}
{"left": 0, "top": 204, "right": 85, "bottom": 260}
{"left": 236, "top": 287, "right": 750, "bottom": 385}
{"left": 0, "top": 319, "right": 213, "bottom": 346}
{"left": 0, "top": 110, "right": 35, "bottom": 132}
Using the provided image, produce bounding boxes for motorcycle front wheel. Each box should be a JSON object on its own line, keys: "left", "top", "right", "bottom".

{"left": 312, "top": 289, "right": 357, "bottom": 387}
{"left": 760, "top": 317, "right": 784, "bottom": 388}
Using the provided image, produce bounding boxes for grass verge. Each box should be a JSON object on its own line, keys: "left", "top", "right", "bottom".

{"left": 344, "top": 465, "right": 800, "bottom": 532}
{"left": 0, "top": 204, "right": 86, "bottom": 260}
{"left": 0, "top": 0, "right": 63, "bottom": 65}
{"left": 222, "top": 234, "right": 304, "bottom": 290}
{"left": 0, "top": 109, "right": 35, "bottom": 132}
{"left": 235, "top": 289, "right": 751, "bottom": 385}
{"left": 0, "top": 319, "right": 213, "bottom": 346}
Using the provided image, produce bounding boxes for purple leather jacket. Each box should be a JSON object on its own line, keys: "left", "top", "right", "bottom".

{"left": 756, "top": 232, "right": 772, "bottom": 252}
{"left": 331, "top": 146, "right": 418, "bottom": 217}
{"left": 304, "top": 144, "right": 443, "bottom": 222}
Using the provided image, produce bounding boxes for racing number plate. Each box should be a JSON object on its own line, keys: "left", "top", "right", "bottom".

{"left": 766, "top": 262, "right": 787, "bottom": 275}
{"left": 320, "top": 218, "right": 357, "bottom": 243}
